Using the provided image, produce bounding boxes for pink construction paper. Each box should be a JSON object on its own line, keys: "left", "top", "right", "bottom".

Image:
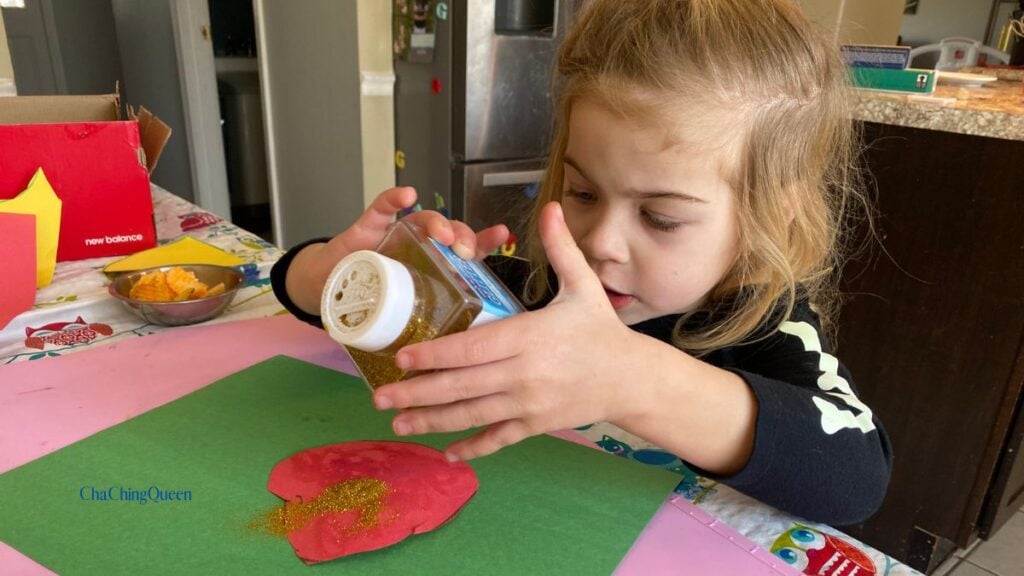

{"left": 0, "top": 212, "right": 36, "bottom": 330}
{"left": 617, "top": 495, "right": 799, "bottom": 575}
{"left": 0, "top": 314, "right": 797, "bottom": 576}
{"left": 0, "top": 315, "right": 352, "bottom": 475}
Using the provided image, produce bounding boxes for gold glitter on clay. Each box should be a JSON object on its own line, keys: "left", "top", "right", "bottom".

{"left": 252, "top": 477, "right": 390, "bottom": 536}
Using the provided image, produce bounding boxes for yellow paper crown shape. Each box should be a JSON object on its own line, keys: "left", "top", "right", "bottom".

{"left": 103, "top": 236, "right": 244, "bottom": 274}
{"left": 0, "top": 168, "right": 62, "bottom": 288}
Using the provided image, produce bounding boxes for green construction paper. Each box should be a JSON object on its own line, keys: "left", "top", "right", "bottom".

{"left": 0, "top": 355, "right": 680, "bottom": 575}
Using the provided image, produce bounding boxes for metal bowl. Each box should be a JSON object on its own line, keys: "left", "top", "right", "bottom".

{"left": 108, "top": 264, "right": 245, "bottom": 327}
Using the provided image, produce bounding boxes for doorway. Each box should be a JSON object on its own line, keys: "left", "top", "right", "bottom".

{"left": 209, "top": 0, "right": 271, "bottom": 242}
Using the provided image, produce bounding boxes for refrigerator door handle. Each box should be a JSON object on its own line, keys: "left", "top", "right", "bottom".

{"left": 482, "top": 170, "right": 546, "bottom": 188}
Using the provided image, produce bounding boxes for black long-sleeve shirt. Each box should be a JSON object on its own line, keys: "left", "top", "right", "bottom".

{"left": 271, "top": 240, "right": 892, "bottom": 525}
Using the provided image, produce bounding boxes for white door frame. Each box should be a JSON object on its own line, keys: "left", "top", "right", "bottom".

{"left": 169, "top": 0, "right": 231, "bottom": 220}
{"left": 252, "top": 0, "right": 281, "bottom": 244}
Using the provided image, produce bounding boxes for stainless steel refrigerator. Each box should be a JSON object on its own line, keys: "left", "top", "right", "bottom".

{"left": 393, "top": 0, "right": 569, "bottom": 258}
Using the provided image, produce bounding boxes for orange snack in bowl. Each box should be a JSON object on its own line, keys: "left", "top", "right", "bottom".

{"left": 129, "top": 270, "right": 175, "bottom": 301}
{"left": 166, "top": 266, "right": 208, "bottom": 298}
{"left": 128, "top": 267, "right": 220, "bottom": 302}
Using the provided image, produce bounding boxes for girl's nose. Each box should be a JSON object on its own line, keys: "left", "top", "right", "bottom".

{"left": 577, "top": 211, "right": 629, "bottom": 264}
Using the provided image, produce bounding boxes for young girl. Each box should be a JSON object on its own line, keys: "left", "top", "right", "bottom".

{"left": 272, "top": 0, "right": 891, "bottom": 526}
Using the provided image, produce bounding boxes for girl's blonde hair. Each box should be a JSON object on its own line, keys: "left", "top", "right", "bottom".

{"left": 525, "top": 0, "right": 866, "bottom": 354}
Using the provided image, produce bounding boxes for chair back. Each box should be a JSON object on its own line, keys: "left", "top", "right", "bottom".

{"left": 909, "top": 37, "right": 1010, "bottom": 70}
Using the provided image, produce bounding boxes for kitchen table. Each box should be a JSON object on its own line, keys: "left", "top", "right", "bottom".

{"left": 0, "top": 186, "right": 921, "bottom": 575}
{"left": 0, "top": 184, "right": 285, "bottom": 365}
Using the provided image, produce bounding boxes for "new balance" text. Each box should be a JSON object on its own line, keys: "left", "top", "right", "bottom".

{"left": 84, "top": 234, "right": 144, "bottom": 246}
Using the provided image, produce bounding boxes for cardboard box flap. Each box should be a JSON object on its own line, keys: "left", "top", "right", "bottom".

{"left": 0, "top": 89, "right": 169, "bottom": 174}
{"left": 128, "top": 105, "right": 172, "bottom": 175}
{"left": 0, "top": 94, "right": 120, "bottom": 125}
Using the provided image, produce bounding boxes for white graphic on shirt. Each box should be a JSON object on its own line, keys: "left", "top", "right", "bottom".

{"left": 779, "top": 321, "right": 876, "bottom": 435}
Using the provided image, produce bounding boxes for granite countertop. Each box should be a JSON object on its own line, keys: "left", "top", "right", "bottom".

{"left": 853, "top": 71, "right": 1024, "bottom": 141}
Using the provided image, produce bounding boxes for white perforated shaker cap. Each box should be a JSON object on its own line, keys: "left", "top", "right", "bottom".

{"left": 320, "top": 250, "right": 415, "bottom": 352}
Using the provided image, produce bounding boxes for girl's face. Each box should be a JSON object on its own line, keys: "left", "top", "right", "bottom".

{"left": 561, "top": 99, "right": 740, "bottom": 325}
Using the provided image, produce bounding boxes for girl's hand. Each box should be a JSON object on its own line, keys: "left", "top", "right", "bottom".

{"left": 286, "top": 187, "right": 509, "bottom": 314}
{"left": 373, "top": 201, "right": 646, "bottom": 461}
{"left": 325, "top": 187, "right": 508, "bottom": 263}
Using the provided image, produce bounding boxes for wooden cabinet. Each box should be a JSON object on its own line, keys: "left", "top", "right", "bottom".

{"left": 979, "top": 390, "right": 1024, "bottom": 539}
{"left": 836, "top": 122, "right": 1024, "bottom": 574}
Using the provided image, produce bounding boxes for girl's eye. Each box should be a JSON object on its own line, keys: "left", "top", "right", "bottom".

{"left": 565, "top": 188, "right": 597, "bottom": 203}
{"left": 642, "top": 210, "right": 682, "bottom": 232}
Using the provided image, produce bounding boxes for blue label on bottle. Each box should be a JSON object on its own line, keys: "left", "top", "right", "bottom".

{"left": 429, "top": 239, "right": 520, "bottom": 321}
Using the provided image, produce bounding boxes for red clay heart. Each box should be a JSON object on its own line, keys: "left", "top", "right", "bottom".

{"left": 265, "top": 441, "right": 478, "bottom": 564}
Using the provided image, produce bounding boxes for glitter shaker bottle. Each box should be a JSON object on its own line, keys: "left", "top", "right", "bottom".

{"left": 321, "top": 220, "right": 524, "bottom": 389}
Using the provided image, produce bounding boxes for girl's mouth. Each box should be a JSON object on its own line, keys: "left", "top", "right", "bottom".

{"left": 604, "top": 287, "right": 634, "bottom": 310}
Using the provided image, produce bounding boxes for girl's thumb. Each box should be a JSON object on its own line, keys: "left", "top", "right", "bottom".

{"left": 538, "top": 201, "right": 597, "bottom": 295}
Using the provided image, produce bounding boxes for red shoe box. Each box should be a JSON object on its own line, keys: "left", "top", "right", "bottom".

{"left": 0, "top": 93, "right": 170, "bottom": 261}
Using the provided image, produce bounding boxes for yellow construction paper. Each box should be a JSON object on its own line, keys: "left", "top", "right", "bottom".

{"left": 103, "top": 236, "right": 244, "bottom": 274}
{"left": 0, "top": 168, "right": 62, "bottom": 288}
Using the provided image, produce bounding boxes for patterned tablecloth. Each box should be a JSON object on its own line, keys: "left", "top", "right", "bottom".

{"left": 0, "top": 186, "right": 923, "bottom": 576}
{"left": 0, "top": 185, "right": 286, "bottom": 365}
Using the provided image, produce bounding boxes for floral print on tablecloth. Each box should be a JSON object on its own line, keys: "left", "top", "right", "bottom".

{"left": 579, "top": 423, "right": 922, "bottom": 576}
{"left": 0, "top": 185, "right": 286, "bottom": 364}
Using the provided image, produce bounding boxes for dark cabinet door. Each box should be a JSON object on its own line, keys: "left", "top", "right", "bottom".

{"left": 979, "top": 390, "right": 1024, "bottom": 539}
{"left": 837, "top": 122, "right": 1024, "bottom": 573}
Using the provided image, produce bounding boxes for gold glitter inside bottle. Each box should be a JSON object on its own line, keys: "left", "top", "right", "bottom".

{"left": 321, "top": 220, "right": 523, "bottom": 390}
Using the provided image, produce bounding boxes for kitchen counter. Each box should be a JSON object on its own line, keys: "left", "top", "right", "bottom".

{"left": 840, "top": 71, "right": 1024, "bottom": 573}
{"left": 853, "top": 77, "right": 1024, "bottom": 141}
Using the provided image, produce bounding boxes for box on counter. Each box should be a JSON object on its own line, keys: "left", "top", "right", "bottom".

{"left": 0, "top": 93, "right": 171, "bottom": 261}
{"left": 849, "top": 67, "right": 936, "bottom": 94}
{"left": 841, "top": 44, "right": 912, "bottom": 69}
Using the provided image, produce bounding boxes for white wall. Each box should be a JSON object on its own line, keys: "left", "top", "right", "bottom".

{"left": 0, "top": 9, "right": 13, "bottom": 81}
{"left": 838, "top": 0, "right": 904, "bottom": 46}
{"left": 110, "top": 0, "right": 194, "bottom": 203}
{"left": 798, "top": 0, "right": 842, "bottom": 35}
{"left": 356, "top": 0, "right": 395, "bottom": 209}
{"left": 798, "top": 0, "right": 905, "bottom": 45}
{"left": 899, "top": 0, "right": 992, "bottom": 46}
{"left": 256, "top": 0, "right": 366, "bottom": 248}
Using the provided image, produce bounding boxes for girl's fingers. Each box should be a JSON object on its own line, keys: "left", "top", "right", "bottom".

{"left": 332, "top": 187, "right": 417, "bottom": 255}
{"left": 443, "top": 420, "right": 534, "bottom": 461}
{"left": 448, "top": 220, "right": 479, "bottom": 260}
{"left": 347, "top": 188, "right": 513, "bottom": 262}
{"left": 394, "top": 316, "right": 522, "bottom": 371}
{"left": 403, "top": 211, "right": 455, "bottom": 245}
{"left": 402, "top": 213, "right": 510, "bottom": 260}
{"left": 358, "top": 187, "right": 418, "bottom": 230}
{"left": 374, "top": 358, "right": 514, "bottom": 409}
{"left": 474, "top": 224, "right": 511, "bottom": 258}
{"left": 391, "top": 393, "right": 518, "bottom": 436}
{"left": 403, "top": 214, "right": 478, "bottom": 260}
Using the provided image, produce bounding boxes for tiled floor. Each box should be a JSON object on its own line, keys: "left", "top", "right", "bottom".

{"left": 932, "top": 507, "right": 1024, "bottom": 576}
